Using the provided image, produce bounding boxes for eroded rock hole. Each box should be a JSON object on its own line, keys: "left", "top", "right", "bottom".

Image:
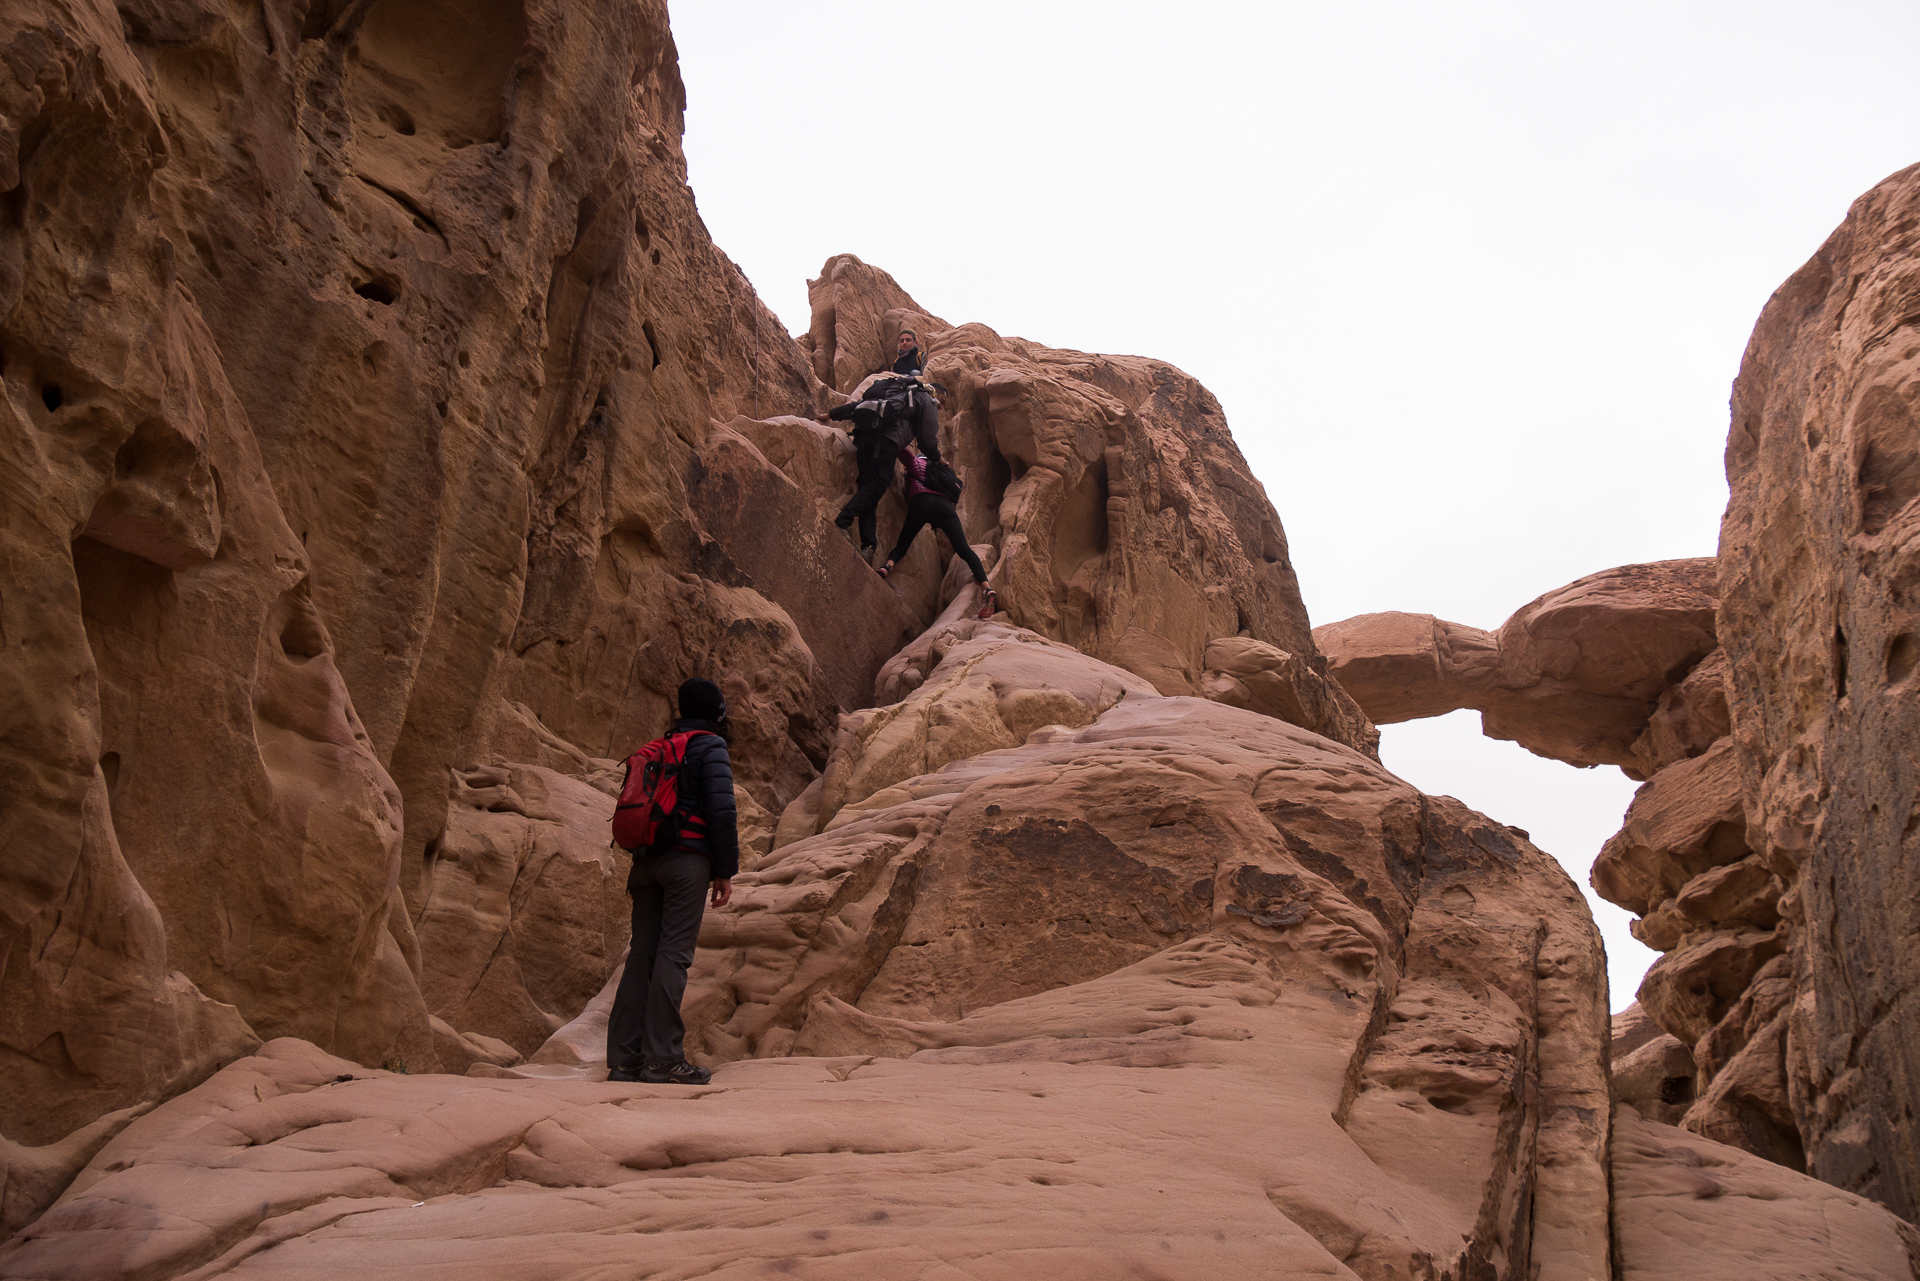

{"left": 100, "top": 752, "right": 120, "bottom": 796}
{"left": 643, "top": 320, "right": 663, "bottom": 369}
{"left": 280, "top": 609, "right": 327, "bottom": 661}
{"left": 353, "top": 278, "right": 398, "bottom": 305}
{"left": 41, "top": 383, "right": 62, "bottom": 412}
{"left": 635, "top": 212, "right": 651, "bottom": 251}
{"left": 1853, "top": 387, "right": 1920, "bottom": 534}
{"left": 1888, "top": 633, "right": 1918, "bottom": 685}
{"left": 1659, "top": 1075, "right": 1694, "bottom": 1106}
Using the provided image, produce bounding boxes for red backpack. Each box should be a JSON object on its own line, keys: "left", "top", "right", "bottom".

{"left": 611, "top": 730, "right": 713, "bottom": 852}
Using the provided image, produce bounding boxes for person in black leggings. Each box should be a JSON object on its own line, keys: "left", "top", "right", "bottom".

{"left": 877, "top": 448, "right": 1001, "bottom": 620}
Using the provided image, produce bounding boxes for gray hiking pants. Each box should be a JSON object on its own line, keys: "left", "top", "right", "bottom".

{"left": 607, "top": 849, "right": 709, "bottom": 1068}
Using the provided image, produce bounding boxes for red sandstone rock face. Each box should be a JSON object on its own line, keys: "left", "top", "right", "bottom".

{"left": 1719, "top": 161, "right": 1920, "bottom": 1219}
{"left": 809, "top": 254, "right": 1377, "bottom": 761}
{"left": 2, "top": 658, "right": 1623, "bottom": 1279}
{"left": 0, "top": 0, "right": 835, "bottom": 1202}
{"left": 1314, "top": 559, "right": 1718, "bottom": 771}
{"left": 7, "top": 0, "right": 1911, "bottom": 1274}
{"left": 1316, "top": 564, "right": 1810, "bottom": 1182}
{"left": 0, "top": 0, "right": 1378, "bottom": 1244}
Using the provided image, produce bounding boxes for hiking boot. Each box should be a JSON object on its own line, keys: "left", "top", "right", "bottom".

{"left": 606, "top": 1065, "right": 645, "bottom": 1083}
{"left": 977, "top": 586, "right": 1000, "bottom": 620}
{"left": 639, "top": 1060, "right": 712, "bottom": 1085}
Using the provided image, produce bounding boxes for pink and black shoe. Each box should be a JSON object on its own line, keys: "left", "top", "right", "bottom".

{"left": 977, "top": 586, "right": 1000, "bottom": 620}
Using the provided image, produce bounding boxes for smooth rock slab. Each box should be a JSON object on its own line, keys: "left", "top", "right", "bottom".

{"left": 1613, "top": 1107, "right": 1920, "bottom": 1280}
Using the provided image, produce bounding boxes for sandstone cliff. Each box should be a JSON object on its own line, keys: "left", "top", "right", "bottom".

{"left": 1319, "top": 175, "right": 1920, "bottom": 1219}
{"left": 1314, "top": 565, "right": 1805, "bottom": 1172}
{"left": 1719, "top": 161, "right": 1920, "bottom": 1220}
{"left": 3, "top": 0, "right": 1365, "bottom": 1243}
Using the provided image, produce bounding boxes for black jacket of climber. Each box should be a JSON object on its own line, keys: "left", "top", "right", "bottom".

{"left": 826, "top": 373, "right": 941, "bottom": 464}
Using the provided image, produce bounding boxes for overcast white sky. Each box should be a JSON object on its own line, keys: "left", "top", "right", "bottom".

{"left": 669, "top": 0, "right": 1920, "bottom": 1010}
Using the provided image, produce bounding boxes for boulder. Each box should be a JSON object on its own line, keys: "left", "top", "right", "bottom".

{"left": 1613, "top": 1033, "right": 1697, "bottom": 1127}
{"left": 1629, "top": 648, "right": 1732, "bottom": 778}
{"left": 1592, "top": 739, "right": 1751, "bottom": 919}
{"left": 1611, "top": 1107, "right": 1920, "bottom": 1281}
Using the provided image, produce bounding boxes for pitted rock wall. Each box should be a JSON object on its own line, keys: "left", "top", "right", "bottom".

{"left": 1719, "top": 160, "right": 1920, "bottom": 1219}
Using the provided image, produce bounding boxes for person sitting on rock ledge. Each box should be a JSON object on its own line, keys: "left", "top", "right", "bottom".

{"left": 877, "top": 445, "right": 1000, "bottom": 620}
{"left": 827, "top": 329, "right": 943, "bottom": 559}
{"left": 606, "top": 677, "right": 737, "bottom": 1086}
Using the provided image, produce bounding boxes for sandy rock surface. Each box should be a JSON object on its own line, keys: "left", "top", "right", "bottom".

{"left": 5, "top": 667, "right": 1619, "bottom": 1279}
{"left": 1612, "top": 1107, "right": 1920, "bottom": 1281}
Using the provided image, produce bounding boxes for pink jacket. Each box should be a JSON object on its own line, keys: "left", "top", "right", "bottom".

{"left": 901, "top": 452, "right": 934, "bottom": 500}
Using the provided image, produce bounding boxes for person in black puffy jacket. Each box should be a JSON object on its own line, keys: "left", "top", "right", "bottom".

{"left": 828, "top": 330, "right": 943, "bottom": 556}
{"left": 606, "top": 677, "right": 738, "bottom": 1086}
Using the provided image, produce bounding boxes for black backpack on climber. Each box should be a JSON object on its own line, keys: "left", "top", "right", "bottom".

{"left": 922, "top": 459, "right": 964, "bottom": 502}
{"left": 611, "top": 730, "right": 713, "bottom": 852}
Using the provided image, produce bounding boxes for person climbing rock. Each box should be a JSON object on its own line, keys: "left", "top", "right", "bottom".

{"left": 886, "top": 329, "right": 943, "bottom": 460}
{"left": 891, "top": 327, "right": 925, "bottom": 375}
{"left": 876, "top": 446, "right": 1000, "bottom": 620}
{"left": 828, "top": 329, "right": 943, "bottom": 557}
{"left": 606, "top": 677, "right": 737, "bottom": 1086}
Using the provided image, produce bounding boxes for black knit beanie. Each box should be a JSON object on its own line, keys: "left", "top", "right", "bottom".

{"left": 678, "top": 677, "right": 727, "bottom": 723}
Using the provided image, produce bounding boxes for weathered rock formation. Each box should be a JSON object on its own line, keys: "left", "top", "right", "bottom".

{"left": 807, "top": 254, "right": 1377, "bottom": 760}
{"left": 1331, "top": 163, "right": 1920, "bottom": 1221}
{"left": 0, "top": 0, "right": 903, "bottom": 1226}
{"left": 1313, "top": 559, "right": 1718, "bottom": 772}
{"left": 7, "top": 0, "right": 1920, "bottom": 1272}
{"left": 3, "top": 634, "right": 1626, "bottom": 1279}
{"left": 1718, "top": 160, "right": 1920, "bottom": 1219}
{"left": 1316, "top": 565, "right": 1804, "bottom": 1177}
{"left": 0, "top": 0, "right": 1383, "bottom": 1248}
